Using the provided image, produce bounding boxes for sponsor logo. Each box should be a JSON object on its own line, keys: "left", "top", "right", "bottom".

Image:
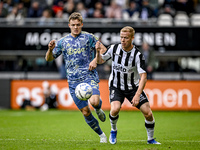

{"left": 113, "top": 65, "right": 127, "bottom": 72}
{"left": 113, "top": 64, "right": 135, "bottom": 73}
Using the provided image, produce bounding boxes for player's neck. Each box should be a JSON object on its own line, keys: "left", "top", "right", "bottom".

{"left": 71, "top": 32, "right": 81, "bottom": 38}
{"left": 123, "top": 45, "right": 133, "bottom": 52}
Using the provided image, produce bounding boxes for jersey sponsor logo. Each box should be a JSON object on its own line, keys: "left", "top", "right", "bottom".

{"left": 67, "top": 47, "right": 85, "bottom": 55}
{"left": 113, "top": 64, "right": 127, "bottom": 72}
{"left": 113, "top": 64, "right": 135, "bottom": 73}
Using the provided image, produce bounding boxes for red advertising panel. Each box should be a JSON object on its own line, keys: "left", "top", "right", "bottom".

{"left": 11, "top": 80, "right": 200, "bottom": 111}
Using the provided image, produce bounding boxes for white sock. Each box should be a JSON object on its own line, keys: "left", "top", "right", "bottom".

{"left": 99, "top": 132, "right": 106, "bottom": 137}
{"left": 145, "top": 119, "right": 155, "bottom": 141}
{"left": 110, "top": 114, "right": 118, "bottom": 131}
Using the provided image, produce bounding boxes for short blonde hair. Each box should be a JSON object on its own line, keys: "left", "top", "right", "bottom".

{"left": 120, "top": 26, "right": 135, "bottom": 37}
{"left": 69, "top": 12, "right": 83, "bottom": 23}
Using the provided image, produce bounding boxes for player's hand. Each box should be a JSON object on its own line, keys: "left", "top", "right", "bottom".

{"left": 48, "top": 40, "right": 56, "bottom": 51}
{"left": 95, "top": 41, "right": 101, "bottom": 52}
{"left": 89, "top": 60, "right": 97, "bottom": 71}
{"left": 131, "top": 94, "right": 140, "bottom": 107}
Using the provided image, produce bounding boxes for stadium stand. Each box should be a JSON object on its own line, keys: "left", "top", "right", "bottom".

{"left": 157, "top": 14, "right": 173, "bottom": 26}
{"left": 0, "top": 0, "right": 200, "bottom": 80}
{"left": 174, "top": 12, "right": 190, "bottom": 26}
{"left": 190, "top": 13, "right": 200, "bottom": 26}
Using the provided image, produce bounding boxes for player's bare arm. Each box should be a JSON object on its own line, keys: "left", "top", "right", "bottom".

{"left": 89, "top": 41, "right": 105, "bottom": 71}
{"left": 131, "top": 73, "right": 147, "bottom": 107}
{"left": 89, "top": 58, "right": 97, "bottom": 71}
{"left": 45, "top": 40, "right": 56, "bottom": 61}
{"left": 95, "top": 41, "right": 106, "bottom": 64}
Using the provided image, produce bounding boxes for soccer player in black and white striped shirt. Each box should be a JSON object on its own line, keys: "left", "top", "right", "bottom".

{"left": 96, "top": 26, "right": 161, "bottom": 145}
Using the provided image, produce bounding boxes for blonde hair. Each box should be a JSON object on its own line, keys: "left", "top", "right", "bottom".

{"left": 68, "top": 12, "right": 83, "bottom": 23}
{"left": 120, "top": 26, "right": 135, "bottom": 37}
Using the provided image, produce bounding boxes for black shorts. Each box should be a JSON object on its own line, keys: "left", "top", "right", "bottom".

{"left": 109, "top": 86, "right": 149, "bottom": 109}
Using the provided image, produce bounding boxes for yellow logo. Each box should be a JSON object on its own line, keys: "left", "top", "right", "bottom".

{"left": 67, "top": 48, "right": 85, "bottom": 55}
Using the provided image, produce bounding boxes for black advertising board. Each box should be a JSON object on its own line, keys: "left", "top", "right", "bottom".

{"left": 0, "top": 26, "right": 200, "bottom": 51}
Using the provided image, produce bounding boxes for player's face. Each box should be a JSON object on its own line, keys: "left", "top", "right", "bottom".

{"left": 120, "top": 31, "right": 134, "bottom": 51}
{"left": 68, "top": 19, "right": 83, "bottom": 37}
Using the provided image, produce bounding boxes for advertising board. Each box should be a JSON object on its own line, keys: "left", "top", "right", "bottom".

{"left": 11, "top": 80, "right": 200, "bottom": 111}
{"left": 1, "top": 27, "right": 200, "bottom": 51}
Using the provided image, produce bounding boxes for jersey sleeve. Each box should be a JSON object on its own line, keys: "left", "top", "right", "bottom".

{"left": 89, "top": 33, "right": 98, "bottom": 49}
{"left": 52, "top": 40, "right": 62, "bottom": 59}
{"left": 136, "top": 52, "right": 146, "bottom": 74}
{"left": 101, "top": 45, "right": 114, "bottom": 61}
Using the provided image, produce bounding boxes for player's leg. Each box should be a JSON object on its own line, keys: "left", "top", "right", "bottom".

{"left": 139, "top": 102, "right": 155, "bottom": 140}
{"left": 109, "top": 101, "right": 121, "bottom": 144}
{"left": 69, "top": 82, "right": 107, "bottom": 143}
{"left": 89, "top": 94, "right": 106, "bottom": 122}
{"left": 80, "top": 105, "right": 107, "bottom": 143}
{"left": 108, "top": 86, "right": 124, "bottom": 144}
{"left": 139, "top": 102, "right": 161, "bottom": 144}
{"left": 110, "top": 101, "right": 121, "bottom": 130}
{"left": 87, "top": 79, "right": 106, "bottom": 122}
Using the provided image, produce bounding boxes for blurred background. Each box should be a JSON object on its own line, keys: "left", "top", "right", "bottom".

{"left": 0, "top": 0, "right": 200, "bottom": 110}
{"left": 0, "top": 0, "right": 199, "bottom": 80}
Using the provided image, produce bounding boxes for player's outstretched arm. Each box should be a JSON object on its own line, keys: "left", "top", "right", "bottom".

{"left": 45, "top": 40, "right": 56, "bottom": 61}
{"left": 95, "top": 41, "right": 106, "bottom": 64}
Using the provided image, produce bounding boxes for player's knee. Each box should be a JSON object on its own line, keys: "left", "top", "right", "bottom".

{"left": 81, "top": 107, "right": 91, "bottom": 117}
{"left": 89, "top": 95, "right": 100, "bottom": 107}
{"left": 145, "top": 111, "right": 153, "bottom": 121}
{"left": 90, "top": 100, "right": 98, "bottom": 107}
{"left": 110, "top": 106, "right": 120, "bottom": 116}
{"left": 110, "top": 101, "right": 121, "bottom": 115}
{"left": 110, "top": 110, "right": 119, "bottom": 116}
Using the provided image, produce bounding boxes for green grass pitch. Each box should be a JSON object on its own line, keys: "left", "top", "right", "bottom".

{"left": 0, "top": 109, "right": 200, "bottom": 150}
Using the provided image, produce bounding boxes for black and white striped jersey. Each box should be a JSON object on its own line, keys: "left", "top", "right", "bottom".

{"left": 101, "top": 44, "right": 146, "bottom": 90}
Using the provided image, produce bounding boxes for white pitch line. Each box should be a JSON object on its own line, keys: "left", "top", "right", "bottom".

{"left": 119, "top": 140, "right": 200, "bottom": 143}
{"left": 0, "top": 139, "right": 200, "bottom": 143}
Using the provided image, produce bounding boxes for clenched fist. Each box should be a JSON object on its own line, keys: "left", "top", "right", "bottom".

{"left": 48, "top": 40, "right": 56, "bottom": 51}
